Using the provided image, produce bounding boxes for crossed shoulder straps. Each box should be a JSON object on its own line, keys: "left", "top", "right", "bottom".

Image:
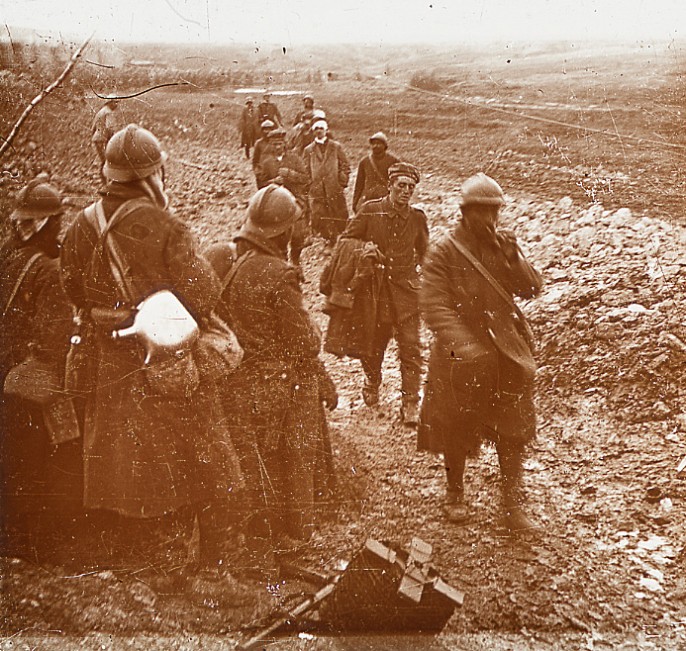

{"left": 83, "top": 197, "right": 151, "bottom": 305}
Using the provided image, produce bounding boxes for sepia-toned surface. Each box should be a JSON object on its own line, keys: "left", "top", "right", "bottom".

{"left": 2, "top": 33, "right": 686, "bottom": 650}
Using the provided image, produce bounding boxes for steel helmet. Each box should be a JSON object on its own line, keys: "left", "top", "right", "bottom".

{"left": 10, "top": 174, "right": 64, "bottom": 241}
{"left": 239, "top": 185, "right": 300, "bottom": 239}
{"left": 104, "top": 124, "right": 168, "bottom": 182}
{"left": 459, "top": 173, "right": 505, "bottom": 207}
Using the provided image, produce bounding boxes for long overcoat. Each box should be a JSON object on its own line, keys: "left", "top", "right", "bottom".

{"left": 216, "top": 233, "right": 336, "bottom": 540}
{"left": 239, "top": 105, "right": 259, "bottom": 148}
{"left": 60, "top": 184, "right": 242, "bottom": 518}
{"left": 0, "top": 236, "right": 80, "bottom": 551}
{"left": 352, "top": 152, "right": 400, "bottom": 212}
{"left": 419, "top": 221, "right": 543, "bottom": 454}
{"left": 303, "top": 138, "right": 350, "bottom": 239}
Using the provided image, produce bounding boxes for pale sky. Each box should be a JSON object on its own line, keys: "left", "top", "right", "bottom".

{"left": 1, "top": 0, "right": 684, "bottom": 45}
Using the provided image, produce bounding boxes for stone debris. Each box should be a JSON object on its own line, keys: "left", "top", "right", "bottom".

{"left": 503, "top": 196, "right": 685, "bottom": 423}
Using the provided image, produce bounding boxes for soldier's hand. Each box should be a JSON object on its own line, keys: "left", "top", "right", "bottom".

{"left": 320, "top": 371, "right": 339, "bottom": 411}
{"left": 496, "top": 229, "right": 519, "bottom": 262}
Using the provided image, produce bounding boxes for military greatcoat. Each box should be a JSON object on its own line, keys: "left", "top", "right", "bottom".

{"left": 419, "top": 221, "right": 543, "bottom": 454}
{"left": 60, "top": 184, "right": 242, "bottom": 518}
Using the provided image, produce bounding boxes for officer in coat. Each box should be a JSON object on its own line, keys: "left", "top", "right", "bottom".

{"left": 419, "top": 173, "right": 543, "bottom": 531}
{"left": 342, "top": 162, "right": 428, "bottom": 425}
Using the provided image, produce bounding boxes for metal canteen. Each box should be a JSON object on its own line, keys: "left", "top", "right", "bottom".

{"left": 112, "top": 290, "right": 199, "bottom": 363}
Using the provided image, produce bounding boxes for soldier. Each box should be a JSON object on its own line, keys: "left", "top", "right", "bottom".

{"left": 239, "top": 96, "right": 259, "bottom": 159}
{"left": 252, "top": 119, "right": 277, "bottom": 186}
{"left": 1, "top": 175, "right": 81, "bottom": 560}
{"left": 91, "top": 97, "right": 123, "bottom": 167}
{"left": 342, "top": 163, "right": 428, "bottom": 425}
{"left": 293, "top": 93, "right": 315, "bottom": 126}
{"left": 60, "top": 124, "right": 252, "bottom": 604}
{"left": 352, "top": 131, "right": 400, "bottom": 212}
{"left": 419, "top": 173, "right": 543, "bottom": 531}
{"left": 254, "top": 128, "right": 311, "bottom": 267}
{"left": 257, "top": 92, "right": 283, "bottom": 127}
{"left": 303, "top": 119, "right": 351, "bottom": 245}
{"left": 213, "top": 185, "right": 338, "bottom": 553}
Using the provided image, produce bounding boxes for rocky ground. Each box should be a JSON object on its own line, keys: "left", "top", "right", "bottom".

{"left": 1, "top": 45, "right": 686, "bottom": 649}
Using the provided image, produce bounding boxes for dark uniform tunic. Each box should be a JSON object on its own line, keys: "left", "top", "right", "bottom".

{"left": 342, "top": 196, "right": 429, "bottom": 400}
{"left": 352, "top": 152, "right": 400, "bottom": 212}
{"left": 257, "top": 100, "right": 283, "bottom": 127}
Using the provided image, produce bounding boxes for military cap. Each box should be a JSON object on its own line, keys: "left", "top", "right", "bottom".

{"left": 388, "top": 162, "right": 420, "bottom": 184}
{"left": 303, "top": 93, "right": 314, "bottom": 101}
{"left": 246, "top": 96, "right": 254, "bottom": 104}
{"left": 369, "top": 131, "right": 388, "bottom": 146}
{"left": 260, "top": 119, "right": 275, "bottom": 129}
{"left": 311, "top": 119, "right": 328, "bottom": 131}
{"left": 267, "top": 127, "right": 287, "bottom": 140}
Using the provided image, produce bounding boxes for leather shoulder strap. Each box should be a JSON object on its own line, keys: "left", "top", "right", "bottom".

{"left": 2, "top": 251, "right": 43, "bottom": 317}
{"left": 447, "top": 234, "right": 535, "bottom": 346}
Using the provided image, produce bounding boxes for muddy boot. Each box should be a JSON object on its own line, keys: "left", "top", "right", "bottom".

{"left": 189, "top": 501, "right": 258, "bottom": 608}
{"left": 401, "top": 399, "right": 420, "bottom": 427}
{"left": 362, "top": 382, "right": 379, "bottom": 406}
{"left": 499, "top": 447, "right": 536, "bottom": 532}
{"left": 444, "top": 488, "right": 470, "bottom": 524}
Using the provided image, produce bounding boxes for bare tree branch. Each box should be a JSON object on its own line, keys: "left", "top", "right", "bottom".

{"left": 91, "top": 81, "right": 191, "bottom": 100}
{"left": 0, "top": 35, "right": 92, "bottom": 159}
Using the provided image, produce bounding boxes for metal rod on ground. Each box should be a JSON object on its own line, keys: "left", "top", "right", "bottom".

{"left": 236, "top": 577, "right": 340, "bottom": 651}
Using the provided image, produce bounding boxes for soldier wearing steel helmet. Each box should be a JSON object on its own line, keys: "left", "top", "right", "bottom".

{"left": 352, "top": 131, "right": 400, "bottom": 212}
{"left": 293, "top": 93, "right": 315, "bottom": 126}
{"left": 252, "top": 119, "right": 277, "bottom": 186}
{"left": 60, "top": 124, "right": 254, "bottom": 605}
{"left": 418, "top": 173, "right": 543, "bottom": 532}
{"left": 91, "top": 97, "right": 124, "bottom": 168}
{"left": 213, "top": 184, "right": 338, "bottom": 557}
{"left": 1, "top": 175, "right": 81, "bottom": 559}
{"left": 257, "top": 92, "right": 283, "bottom": 128}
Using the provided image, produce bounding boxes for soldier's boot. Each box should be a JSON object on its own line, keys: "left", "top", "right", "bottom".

{"left": 187, "top": 501, "right": 257, "bottom": 608}
{"left": 362, "top": 382, "right": 380, "bottom": 406}
{"left": 401, "top": 397, "right": 420, "bottom": 427}
{"left": 499, "top": 447, "right": 536, "bottom": 532}
{"left": 444, "top": 451, "right": 470, "bottom": 523}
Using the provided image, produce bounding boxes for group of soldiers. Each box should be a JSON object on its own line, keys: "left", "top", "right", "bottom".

{"left": 0, "top": 91, "right": 543, "bottom": 607}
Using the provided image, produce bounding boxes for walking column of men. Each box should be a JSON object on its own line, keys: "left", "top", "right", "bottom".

{"left": 0, "top": 91, "right": 543, "bottom": 608}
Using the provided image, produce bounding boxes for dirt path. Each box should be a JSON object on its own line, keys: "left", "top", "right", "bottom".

{"left": 2, "top": 64, "right": 686, "bottom": 648}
